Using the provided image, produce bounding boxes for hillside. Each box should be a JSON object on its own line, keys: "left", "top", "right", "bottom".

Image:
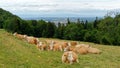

{"left": 0, "top": 29, "right": 120, "bottom": 68}
{"left": 0, "top": 8, "right": 21, "bottom": 29}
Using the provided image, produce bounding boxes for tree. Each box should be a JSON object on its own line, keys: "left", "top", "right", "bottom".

{"left": 3, "top": 17, "right": 21, "bottom": 33}
{"left": 42, "top": 21, "right": 56, "bottom": 38}
{"left": 19, "top": 20, "right": 34, "bottom": 36}
{"left": 0, "top": 17, "right": 4, "bottom": 28}
{"left": 77, "top": 18, "right": 80, "bottom": 23}
{"left": 64, "top": 23, "right": 83, "bottom": 40}
{"left": 84, "top": 20, "right": 88, "bottom": 29}
{"left": 36, "top": 20, "right": 47, "bottom": 37}
{"left": 54, "top": 23, "right": 65, "bottom": 39}
{"left": 93, "top": 17, "right": 98, "bottom": 28}
{"left": 67, "top": 18, "right": 70, "bottom": 25}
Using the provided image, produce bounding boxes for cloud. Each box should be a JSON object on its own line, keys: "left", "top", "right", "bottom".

{"left": 0, "top": 0, "right": 120, "bottom": 17}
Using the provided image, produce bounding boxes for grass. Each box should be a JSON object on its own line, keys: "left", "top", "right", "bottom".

{"left": 0, "top": 29, "right": 120, "bottom": 68}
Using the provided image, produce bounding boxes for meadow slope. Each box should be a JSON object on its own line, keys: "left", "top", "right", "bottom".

{"left": 0, "top": 29, "right": 120, "bottom": 68}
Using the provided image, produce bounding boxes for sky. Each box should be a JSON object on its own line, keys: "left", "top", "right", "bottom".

{"left": 0, "top": 0, "right": 120, "bottom": 18}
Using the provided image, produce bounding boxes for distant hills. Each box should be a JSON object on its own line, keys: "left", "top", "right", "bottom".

{"left": 22, "top": 17, "right": 103, "bottom": 23}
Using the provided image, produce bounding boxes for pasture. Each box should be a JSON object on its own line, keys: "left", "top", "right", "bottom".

{"left": 0, "top": 29, "right": 120, "bottom": 68}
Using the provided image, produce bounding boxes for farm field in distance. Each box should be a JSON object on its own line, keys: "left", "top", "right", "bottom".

{"left": 0, "top": 29, "right": 120, "bottom": 68}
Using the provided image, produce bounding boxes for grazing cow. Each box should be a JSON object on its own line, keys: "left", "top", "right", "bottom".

{"left": 24, "top": 35, "right": 39, "bottom": 45}
{"left": 88, "top": 47, "right": 101, "bottom": 54}
{"left": 62, "top": 51, "right": 79, "bottom": 64}
{"left": 13, "top": 32, "right": 26, "bottom": 40}
{"left": 37, "top": 42, "right": 47, "bottom": 51}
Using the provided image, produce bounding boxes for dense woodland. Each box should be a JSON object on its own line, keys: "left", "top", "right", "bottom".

{"left": 1, "top": 8, "right": 120, "bottom": 45}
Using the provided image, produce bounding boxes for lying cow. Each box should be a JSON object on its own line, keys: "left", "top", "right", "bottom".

{"left": 37, "top": 42, "right": 47, "bottom": 51}
{"left": 13, "top": 32, "right": 26, "bottom": 40}
{"left": 24, "top": 35, "right": 39, "bottom": 45}
{"left": 62, "top": 51, "right": 79, "bottom": 64}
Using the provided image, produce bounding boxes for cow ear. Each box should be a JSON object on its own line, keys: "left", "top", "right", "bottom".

{"left": 54, "top": 41, "right": 57, "bottom": 44}
{"left": 64, "top": 52, "right": 69, "bottom": 56}
{"left": 64, "top": 54, "right": 67, "bottom": 56}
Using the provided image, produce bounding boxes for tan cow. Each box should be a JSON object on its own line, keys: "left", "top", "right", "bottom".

{"left": 87, "top": 47, "right": 101, "bottom": 54}
{"left": 53, "top": 43, "right": 63, "bottom": 51}
{"left": 62, "top": 51, "right": 79, "bottom": 64}
{"left": 13, "top": 32, "right": 26, "bottom": 40}
{"left": 24, "top": 35, "right": 39, "bottom": 45}
{"left": 48, "top": 41, "right": 55, "bottom": 51}
{"left": 64, "top": 46, "right": 75, "bottom": 52}
{"left": 75, "top": 44, "right": 90, "bottom": 48}
{"left": 73, "top": 46, "right": 89, "bottom": 55}
{"left": 37, "top": 42, "right": 47, "bottom": 51}
{"left": 47, "top": 41, "right": 63, "bottom": 51}
{"left": 70, "top": 41, "right": 78, "bottom": 46}
{"left": 61, "top": 42, "right": 69, "bottom": 50}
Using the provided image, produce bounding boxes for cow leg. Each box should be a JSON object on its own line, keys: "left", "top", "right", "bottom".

{"left": 76, "top": 59, "right": 79, "bottom": 63}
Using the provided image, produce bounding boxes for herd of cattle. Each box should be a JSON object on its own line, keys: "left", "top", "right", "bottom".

{"left": 13, "top": 32, "right": 102, "bottom": 64}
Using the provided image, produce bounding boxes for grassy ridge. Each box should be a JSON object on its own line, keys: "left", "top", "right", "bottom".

{"left": 0, "top": 29, "right": 120, "bottom": 68}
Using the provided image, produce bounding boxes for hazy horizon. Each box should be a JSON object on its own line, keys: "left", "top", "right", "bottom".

{"left": 0, "top": 0, "right": 120, "bottom": 18}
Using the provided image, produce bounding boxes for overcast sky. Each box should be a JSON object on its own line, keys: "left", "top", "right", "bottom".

{"left": 0, "top": 0, "right": 120, "bottom": 17}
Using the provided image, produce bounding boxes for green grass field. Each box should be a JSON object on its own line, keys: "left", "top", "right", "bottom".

{"left": 0, "top": 29, "right": 120, "bottom": 68}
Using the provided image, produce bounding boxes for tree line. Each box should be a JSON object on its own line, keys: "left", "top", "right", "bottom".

{"left": 1, "top": 8, "right": 120, "bottom": 45}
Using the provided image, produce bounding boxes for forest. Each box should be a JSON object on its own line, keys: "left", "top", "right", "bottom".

{"left": 1, "top": 8, "right": 120, "bottom": 45}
